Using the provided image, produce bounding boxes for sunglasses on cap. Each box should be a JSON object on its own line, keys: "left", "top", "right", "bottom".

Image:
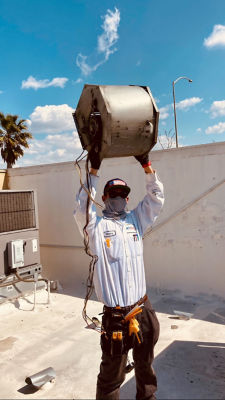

{"left": 104, "top": 178, "right": 130, "bottom": 197}
{"left": 108, "top": 188, "right": 128, "bottom": 198}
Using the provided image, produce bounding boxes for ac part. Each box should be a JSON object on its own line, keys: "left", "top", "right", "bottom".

{"left": 0, "top": 267, "right": 46, "bottom": 305}
{"left": 8, "top": 240, "right": 24, "bottom": 269}
{"left": 25, "top": 367, "right": 56, "bottom": 389}
{"left": 73, "top": 84, "right": 159, "bottom": 160}
{"left": 0, "top": 189, "right": 46, "bottom": 303}
{"left": 0, "top": 190, "right": 37, "bottom": 234}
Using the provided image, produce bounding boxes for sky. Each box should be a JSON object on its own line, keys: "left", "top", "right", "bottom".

{"left": 0, "top": 0, "right": 225, "bottom": 168}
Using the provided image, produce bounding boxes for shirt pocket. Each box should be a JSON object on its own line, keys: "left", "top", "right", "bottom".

{"left": 103, "top": 231, "right": 121, "bottom": 263}
{"left": 127, "top": 231, "right": 142, "bottom": 257}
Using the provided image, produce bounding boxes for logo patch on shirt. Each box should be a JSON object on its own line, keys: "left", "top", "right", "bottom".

{"left": 126, "top": 224, "right": 137, "bottom": 234}
{"left": 104, "top": 230, "right": 116, "bottom": 237}
{"left": 105, "top": 238, "right": 111, "bottom": 248}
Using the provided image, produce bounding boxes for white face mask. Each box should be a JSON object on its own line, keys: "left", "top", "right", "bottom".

{"left": 103, "top": 196, "right": 127, "bottom": 219}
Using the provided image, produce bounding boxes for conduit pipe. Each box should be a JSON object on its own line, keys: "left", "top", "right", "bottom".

{"left": 15, "top": 270, "right": 50, "bottom": 309}
{"left": 0, "top": 271, "right": 50, "bottom": 310}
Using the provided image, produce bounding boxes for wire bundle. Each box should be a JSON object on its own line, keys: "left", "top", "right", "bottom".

{"left": 75, "top": 151, "right": 102, "bottom": 332}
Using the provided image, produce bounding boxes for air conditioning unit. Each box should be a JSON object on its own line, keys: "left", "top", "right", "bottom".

{"left": 0, "top": 190, "right": 45, "bottom": 303}
{"left": 73, "top": 84, "right": 159, "bottom": 160}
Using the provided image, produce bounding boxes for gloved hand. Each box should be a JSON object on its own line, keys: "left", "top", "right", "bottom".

{"left": 88, "top": 143, "right": 102, "bottom": 170}
{"left": 134, "top": 151, "right": 151, "bottom": 168}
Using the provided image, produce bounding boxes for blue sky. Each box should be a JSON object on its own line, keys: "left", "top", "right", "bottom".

{"left": 0, "top": 0, "right": 225, "bottom": 168}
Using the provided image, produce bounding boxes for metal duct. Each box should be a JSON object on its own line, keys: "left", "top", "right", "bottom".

{"left": 73, "top": 84, "right": 159, "bottom": 159}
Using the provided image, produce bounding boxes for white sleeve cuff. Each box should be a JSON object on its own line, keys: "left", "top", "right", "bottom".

{"left": 145, "top": 172, "right": 157, "bottom": 183}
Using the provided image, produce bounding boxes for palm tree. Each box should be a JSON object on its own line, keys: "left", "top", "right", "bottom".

{"left": 0, "top": 112, "right": 33, "bottom": 168}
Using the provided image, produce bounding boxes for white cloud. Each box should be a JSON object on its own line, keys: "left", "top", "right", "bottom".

{"left": 48, "top": 148, "right": 66, "bottom": 157}
{"left": 21, "top": 76, "right": 68, "bottom": 90}
{"left": 76, "top": 7, "right": 120, "bottom": 76}
{"left": 14, "top": 131, "right": 83, "bottom": 167}
{"left": 176, "top": 97, "right": 203, "bottom": 110}
{"left": 76, "top": 55, "right": 94, "bottom": 76}
{"left": 73, "top": 78, "right": 83, "bottom": 84}
{"left": 154, "top": 134, "right": 176, "bottom": 150}
{"left": 204, "top": 24, "right": 225, "bottom": 48}
{"left": 159, "top": 98, "right": 202, "bottom": 120}
{"left": 28, "top": 104, "right": 75, "bottom": 133}
{"left": 197, "top": 128, "right": 202, "bottom": 133}
{"left": 98, "top": 8, "right": 120, "bottom": 57}
{"left": 159, "top": 105, "right": 170, "bottom": 120}
{"left": 205, "top": 122, "right": 225, "bottom": 134}
{"left": 0, "top": 90, "right": 3, "bottom": 94}
{"left": 209, "top": 100, "right": 225, "bottom": 118}
{"left": 45, "top": 132, "right": 81, "bottom": 150}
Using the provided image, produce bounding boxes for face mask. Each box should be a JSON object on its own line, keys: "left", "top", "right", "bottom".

{"left": 103, "top": 196, "right": 127, "bottom": 219}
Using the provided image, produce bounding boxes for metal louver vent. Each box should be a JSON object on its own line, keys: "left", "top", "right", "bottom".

{"left": 0, "top": 191, "right": 36, "bottom": 233}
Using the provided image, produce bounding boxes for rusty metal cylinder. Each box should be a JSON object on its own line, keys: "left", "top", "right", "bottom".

{"left": 73, "top": 84, "right": 159, "bottom": 159}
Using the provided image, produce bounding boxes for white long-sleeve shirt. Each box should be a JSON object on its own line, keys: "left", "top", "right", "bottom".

{"left": 74, "top": 173, "right": 164, "bottom": 307}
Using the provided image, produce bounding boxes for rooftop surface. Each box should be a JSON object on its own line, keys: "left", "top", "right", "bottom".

{"left": 1, "top": 286, "right": 225, "bottom": 399}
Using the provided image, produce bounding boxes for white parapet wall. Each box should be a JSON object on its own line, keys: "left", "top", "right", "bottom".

{"left": 7, "top": 142, "right": 225, "bottom": 297}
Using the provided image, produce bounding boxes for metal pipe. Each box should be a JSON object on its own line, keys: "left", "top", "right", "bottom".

{"left": 14, "top": 270, "right": 50, "bottom": 308}
{"left": 33, "top": 281, "right": 37, "bottom": 311}
{"left": 173, "top": 76, "right": 193, "bottom": 85}
{"left": 0, "top": 275, "right": 12, "bottom": 284}
{"left": 47, "top": 280, "right": 51, "bottom": 304}
{"left": 172, "top": 82, "right": 178, "bottom": 148}
{"left": 25, "top": 367, "right": 56, "bottom": 388}
{"left": 0, "top": 277, "right": 19, "bottom": 288}
{"left": 172, "top": 76, "right": 192, "bottom": 148}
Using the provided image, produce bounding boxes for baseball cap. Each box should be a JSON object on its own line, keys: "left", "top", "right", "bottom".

{"left": 103, "top": 178, "right": 131, "bottom": 198}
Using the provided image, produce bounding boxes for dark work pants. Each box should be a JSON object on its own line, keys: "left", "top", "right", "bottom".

{"left": 96, "top": 299, "right": 160, "bottom": 400}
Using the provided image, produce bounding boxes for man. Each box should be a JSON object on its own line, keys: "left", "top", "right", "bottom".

{"left": 74, "top": 150, "right": 164, "bottom": 400}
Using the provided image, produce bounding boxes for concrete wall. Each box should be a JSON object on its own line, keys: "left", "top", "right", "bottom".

{"left": 7, "top": 141, "right": 225, "bottom": 297}
{"left": 0, "top": 170, "right": 7, "bottom": 189}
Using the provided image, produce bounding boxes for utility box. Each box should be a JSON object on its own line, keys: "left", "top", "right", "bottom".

{"left": 0, "top": 190, "right": 44, "bottom": 303}
{"left": 8, "top": 239, "right": 25, "bottom": 269}
{"left": 73, "top": 84, "right": 159, "bottom": 160}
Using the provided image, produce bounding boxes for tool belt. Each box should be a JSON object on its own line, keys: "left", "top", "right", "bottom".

{"left": 101, "top": 295, "right": 147, "bottom": 356}
{"left": 103, "top": 294, "right": 148, "bottom": 314}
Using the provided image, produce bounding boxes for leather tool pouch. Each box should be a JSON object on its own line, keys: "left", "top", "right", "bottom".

{"left": 101, "top": 311, "right": 140, "bottom": 356}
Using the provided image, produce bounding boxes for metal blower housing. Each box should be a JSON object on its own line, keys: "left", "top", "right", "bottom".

{"left": 73, "top": 84, "right": 159, "bottom": 159}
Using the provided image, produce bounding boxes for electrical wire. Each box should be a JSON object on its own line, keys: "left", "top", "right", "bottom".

{"left": 74, "top": 155, "right": 103, "bottom": 210}
{"left": 75, "top": 151, "right": 102, "bottom": 332}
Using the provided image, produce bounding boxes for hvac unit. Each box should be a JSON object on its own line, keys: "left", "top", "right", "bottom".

{"left": 0, "top": 190, "right": 45, "bottom": 303}
{"left": 73, "top": 84, "right": 159, "bottom": 160}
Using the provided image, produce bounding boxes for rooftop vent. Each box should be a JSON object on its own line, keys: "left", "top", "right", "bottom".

{"left": 0, "top": 191, "right": 36, "bottom": 233}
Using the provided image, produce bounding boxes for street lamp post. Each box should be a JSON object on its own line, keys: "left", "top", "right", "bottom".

{"left": 172, "top": 76, "right": 192, "bottom": 148}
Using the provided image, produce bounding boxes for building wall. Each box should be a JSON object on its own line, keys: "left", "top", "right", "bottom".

{"left": 7, "top": 142, "right": 225, "bottom": 297}
{"left": 0, "top": 170, "right": 7, "bottom": 189}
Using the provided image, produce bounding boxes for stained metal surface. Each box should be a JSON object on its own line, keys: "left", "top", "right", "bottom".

{"left": 74, "top": 84, "right": 159, "bottom": 159}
